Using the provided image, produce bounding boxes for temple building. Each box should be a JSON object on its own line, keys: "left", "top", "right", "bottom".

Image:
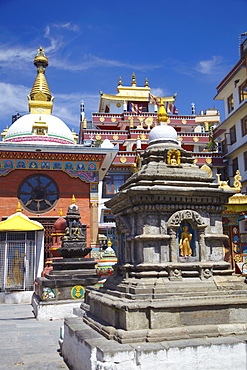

{"left": 79, "top": 74, "right": 222, "bottom": 243}
{"left": 0, "top": 47, "right": 117, "bottom": 269}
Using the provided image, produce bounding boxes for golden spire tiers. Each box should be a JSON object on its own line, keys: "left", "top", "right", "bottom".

{"left": 157, "top": 99, "right": 168, "bottom": 124}
{"left": 28, "top": 47, "right": 54, "bottom": 115}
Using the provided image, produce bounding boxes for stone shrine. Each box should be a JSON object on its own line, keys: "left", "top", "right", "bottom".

{"left": 62, "top": 103, "right": 247, "bottom": 369}
{"left": 32, "top": 196, "right": 99, "bottom": 320}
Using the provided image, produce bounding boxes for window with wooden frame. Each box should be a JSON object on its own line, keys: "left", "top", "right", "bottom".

{"left": 241, "top": 115, "right": 247, "bottom": 136}
{"left": 244, "top": 151, "right": 247, "bottom": 171}
{"left": 230, "top": 125, "right": 236, "bottom": 144}
{"left": 227, "top": 94, "right": 234, "bottom": 113}
{"left": 239, "top": 80, "right": 247, "bottom": 103}
{"left": 232, "top": 157, "right": 238, "bottom": 176}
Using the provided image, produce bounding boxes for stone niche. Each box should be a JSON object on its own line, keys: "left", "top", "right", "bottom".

{"left": 82, "top": 124, "right": 247, "bottom": 344}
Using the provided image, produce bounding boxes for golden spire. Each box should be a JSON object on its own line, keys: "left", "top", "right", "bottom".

{"left": 157, "top": 99, "right": 168, "bottom": 124}
{"left": 131, "top": 72, "right": 136, "bottom": 86}
{"left": 118, "top": 76, "right": 122, "bottom": 86}
{"left": 59, "top": 209, "right": 63, "bottom": 216}
{"left": 16, "top": 202, "right": 22, "bottom": 212}
{"left": 72, "top": 195, "right": 76, "bottom": 204}
{"left": 28, "top": 47, "right": 54, "bottom": 115}
{"left": 144, "top": 78, "right": 149, "bottom": 87}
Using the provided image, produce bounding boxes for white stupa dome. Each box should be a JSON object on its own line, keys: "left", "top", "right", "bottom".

{"left": 4, "top": 114, "right": 75, "bottom": 145}
{"left": 148, "top": 124, "right": 178, "bottom": 145}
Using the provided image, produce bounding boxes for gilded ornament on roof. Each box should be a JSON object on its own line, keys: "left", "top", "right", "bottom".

{"left": 178, "top": 136, "right": 183, "bottom": 141}
{"left": 206, "top": 157, "right": 212, "bottom": 164}
{"left": 140, "top": 134, "right": 146, "bottom": 140}
{"left": 99, "top": 117, "right": 105, "bottom": 122}
{"left": 111, "top": 117, "right": 116, "bottom": 122}
{"left": 193, "top": 158, "right": 198, "bottom": 163}
{"left": 200, "top": 164, "right": 212, "bottom": 177}
{"left": 95, "top": 135, "right": 101, "bottom": 140}
{"left": 145, "top": 117, "right": 153, "bottom": 129}
{"left": 120, "top": 156, "right": 127, "bottom": 163}
{"left": 116, "top": 103, "right": 121, "bottom": 108}
{"left": 182, "top": 119, "right": 187, "bottom": 124}
{"left": 193, "top": 137, "right": 199, "bottom": 142}
{"left": 113, "top": 135, "right": 119, "bottom": 140}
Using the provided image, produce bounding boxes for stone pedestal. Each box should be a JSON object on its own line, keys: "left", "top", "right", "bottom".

{"left": 32, "top": 257, "right": 99, "bottom": 320}
{"left": 32, "top": 196, "right": 99, "bottom": 320}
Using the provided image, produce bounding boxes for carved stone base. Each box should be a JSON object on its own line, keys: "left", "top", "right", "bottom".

{"left": 81, "top": 263, "right": 247, "bottom": 343}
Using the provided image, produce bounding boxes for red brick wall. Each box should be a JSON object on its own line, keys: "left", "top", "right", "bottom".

{"left": 0, "top": 169, "right": 91, "bottom": 243}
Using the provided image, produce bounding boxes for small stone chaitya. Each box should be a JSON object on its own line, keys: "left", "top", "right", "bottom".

{"left": 32, "top": 196, "right": 98, "bottom": 319}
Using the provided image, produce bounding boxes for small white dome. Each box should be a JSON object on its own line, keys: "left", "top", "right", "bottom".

{"left": 148, "top": 124, "right": 178, "bottom": 144}
{"left": 101, "top": 139, "right": 114, "bottom": 148}
{"left": 4, "top": 114, "right": 75, "bottom": 145}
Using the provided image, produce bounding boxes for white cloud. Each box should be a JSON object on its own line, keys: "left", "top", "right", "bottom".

{"left": 53, "top": 22, "right": 79, "bottom": 32}
{"left": 195, "top": 56, "right": 223, "bottom": 75}
{"left": 150, "top": 87, "right": 171, "bottom": 97}
{"left": 50, "top": 53, "right": 159, "bottom": 72}
{"left": 53, "top": 92, "right": 100, "bottom": 127}
{"left": 0, "top": 82, "right": 100, "bottom": 132}
{"left": 0, "top": 82, "right": 29, "bottom": 117}
{"left": 0, "top": 46, "right": 33, "bottom": 64}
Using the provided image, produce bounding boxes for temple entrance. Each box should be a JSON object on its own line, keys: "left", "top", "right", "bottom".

{"left": 0, "top": 232, "right": 36, "bottom": 291}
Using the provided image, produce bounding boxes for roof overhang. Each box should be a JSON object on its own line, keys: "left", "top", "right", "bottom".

{"left": 0, "top": 213, "right": 44, "bottom": 231}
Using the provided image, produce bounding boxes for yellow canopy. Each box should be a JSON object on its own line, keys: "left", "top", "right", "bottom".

{"left": 0, "top": 213, "right": 44, "bottom": 231}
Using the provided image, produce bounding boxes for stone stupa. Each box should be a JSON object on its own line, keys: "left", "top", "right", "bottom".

{"left": 62, "top": 102, "right": 247, "bottom": 368}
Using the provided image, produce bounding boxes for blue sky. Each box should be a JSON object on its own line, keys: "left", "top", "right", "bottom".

{"left": 0, "top": 0, "right": 246, "bottom": 134}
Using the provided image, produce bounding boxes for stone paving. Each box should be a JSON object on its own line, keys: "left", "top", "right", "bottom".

{"left": 0, "top": 303, "right": 68, "bottom": 369}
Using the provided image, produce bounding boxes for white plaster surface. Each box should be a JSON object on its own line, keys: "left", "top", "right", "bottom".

{"left": 62, "top": 320, "right": 247, "bottom": 370}
{"left": 32, "top": 295, "right": 81, "bottom": 320}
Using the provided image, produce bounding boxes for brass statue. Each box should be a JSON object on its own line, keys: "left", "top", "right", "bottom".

{"left": 233, "top": 170, "right": 242, "bottom": 191}
{"left": 167, "top": 149, "right": 181, "bottom": 165}
{"left": 179, "top": 226, "right": 192, "bottom": 257}
{"left": 216, "top": 170, "right": 242, "bottom": 193}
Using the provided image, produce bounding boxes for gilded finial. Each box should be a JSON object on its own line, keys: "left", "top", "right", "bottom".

{"left": 59, "top": 209, "right": 63, "bottom": 216}
{"left": 118, "top": 76, "right": 122, "bottom": 86}
{"left": 28, "top": 46, "right": 53, "bottom": 114}
{"left": 83, "top": 118, "right": 87, "bottom": 129}
{"left": 157, "top": 99, "right": 168, "bottom": 124}
{"left": 144, "top": 78, "right": 149, "bottom": 87}
{"left": 34, "top": 46, "right": 48, "bottom": 69}
{"left": 131, "top": 72, "right": 136, "bottom": 86}
{"left": 16, "top": 202, "right": 22, "bottom": 212}
{"left": 107, "top": 239, "right": 112, "bottom": 247}
{"left": 72, "top": 195, "right": 76, "bottom": 204}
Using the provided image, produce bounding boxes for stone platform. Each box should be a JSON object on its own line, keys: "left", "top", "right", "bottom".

{"left": 31, "top": 293, "right": 83, "bottom": 320}
{"left": 61, "top": 317, "right": 247, "bottom": 370}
